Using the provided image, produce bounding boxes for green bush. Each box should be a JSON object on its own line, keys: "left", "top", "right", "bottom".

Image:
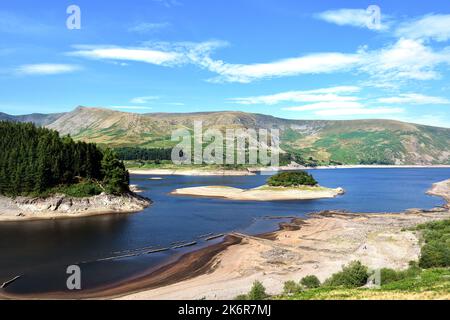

{"left": 234, "top": 294, "right": 248, "bottom": 300}
{"left": 300, "top": 275, "right": 321, "bottom": 289}
{"left": 380, "top": 265, "right": 422, "bottom": 285}
{"left": 283, "top": 280, "right": 302, "bottom": 295}
{"left": 416, "top": 220, "right": 450, "bottom": 268}
{"left": 247, "top": 281, "right": 268, "bottom": 300}
{"left": 57, "top": 181, "right": 102, "bottom": 198}
{"left": 267, "top": 171, "right": 318, "bottom": 187}
{"left": 324, "top": 261, "right": 370, "bottom": 288}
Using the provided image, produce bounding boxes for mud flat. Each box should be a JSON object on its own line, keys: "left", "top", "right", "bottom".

{"left": 171, "top": 185, "right": 345, "bottom": 201}
{"left": 0, "top": 192, "right": 151, "bottom": 222}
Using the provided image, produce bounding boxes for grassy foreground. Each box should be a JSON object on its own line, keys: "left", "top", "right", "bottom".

{"left": 276, "top": 268, "right": 450, "bottom": 300}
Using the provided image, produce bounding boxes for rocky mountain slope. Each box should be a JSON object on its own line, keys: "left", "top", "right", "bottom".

{"left": 3, "top": 106, "right": 450, "bottom": 165}
{"left": 0, "top": 112, "right": 65, "bottom": 126}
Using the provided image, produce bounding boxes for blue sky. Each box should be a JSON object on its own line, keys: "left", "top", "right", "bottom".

{"left": 1, "top": 0, "right": 450, "bottom": 128}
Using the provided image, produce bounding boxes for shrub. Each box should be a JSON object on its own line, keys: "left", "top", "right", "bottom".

{"left": 267, "top": 171, "right": 318, "bottom": 187}
{"left": 234, "top": 294, "right": 248, "bottom": 300}
{"left": 324, "top": 261, "right": 370, "bottom": 288}
{"left": 416, "top": 220, "right": 450, "bottom": 268}
{"left": 58, "top": 180, "right": 103, "bottom": 198}
{"left": 300, "top": 275, "right": 321, "bottom": 289}
{"left": 283, "top": 280, "right": 302, "bottom": 295}
{"left": 247, "top": 281, "right": 268, "bottom": 300}
{"left": 380, "top": 265, "right": 422, "bottom": 285}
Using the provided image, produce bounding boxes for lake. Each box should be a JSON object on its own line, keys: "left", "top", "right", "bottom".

{"left": 0, "top": 168, "right": 448, "bottom": 295}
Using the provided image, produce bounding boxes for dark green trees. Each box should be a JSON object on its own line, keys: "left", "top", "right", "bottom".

{"left": 101, "top": 148, "right": 130, "bottom": 195}
{"left": 267, "top": 171, "right": 318, "bottom": 187}
{"left": 0, "top": 121, "right": 129, "bottom": 197}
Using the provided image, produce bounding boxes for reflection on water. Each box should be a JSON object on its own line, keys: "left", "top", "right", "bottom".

{"left": 0, "top": 168, "right": 448, "bottom": 295}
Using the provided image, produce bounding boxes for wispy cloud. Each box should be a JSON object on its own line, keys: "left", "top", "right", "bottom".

{"left": 203, "top": 53, "right": 361, "bottom": 83}
{"left": 359, "top": 39, "right": 450, "bottom": 83}
{"left": 233, "top": 85, "right": 405, "bottom": 117}
{"left": 129, "top": 22, "right": 171, "bottom": 34}
{"left": 16, "top": 64, "right": 80, "bottom": 75}
{"left": 110, "top": 105, "right": 153, "bottom": 110}
{"left": 314, "top": 107, "right": 404, "bottom": 116}
{"left": 396, "top": 14, "right": 450, "bottom": 42}
{"left": 282, "top": 101, "right": 363, "bottom": 111}
{"left": 152, "top": 0, "right": 181, "bottom": 8}
{"left": 230, "top": 86, "right": 360, "bottom": 105}
{"left": 315, "top": 8, "right": 388, "bottom": 31}
{"left": 69, "top": 45, "right": 185, "bottom": 66}
{"left": 67, "top": 41, "right": 225, "bottom": 68}
{"left": 68, "top": 34, "right": 450, "bottom": 84}
{"left": 0, "top": 10, "right": 51, "bottom": 35}
{"left": 130, "top": 96, "right": 160, "bottom": 104}
{"left": 377, "top": 93, "right": 450, "bottom": 105}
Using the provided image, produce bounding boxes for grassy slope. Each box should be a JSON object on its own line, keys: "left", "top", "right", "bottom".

{"left": 46, "top": 107, "right": 450, "bottom": 165}
{"left": 277, "top": 268, "right": 450, "bottom": 300}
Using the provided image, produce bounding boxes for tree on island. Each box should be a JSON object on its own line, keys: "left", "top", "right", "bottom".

{"left": 267, "top": 171, "right": 318, "bottom": 187}
{"left": 0, "top": 121, "right": 130, "bottom": 197}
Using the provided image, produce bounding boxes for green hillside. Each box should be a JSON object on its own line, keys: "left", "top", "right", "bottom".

{"left": 5, "top": 106, "right": 450, "bottom": 165}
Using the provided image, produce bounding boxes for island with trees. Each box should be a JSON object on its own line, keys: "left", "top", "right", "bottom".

{"left": 0, "top": 121, "right": 151, "bottom": 221}
{"left": 171, "top": 171, "right": 344, "bottom": 201}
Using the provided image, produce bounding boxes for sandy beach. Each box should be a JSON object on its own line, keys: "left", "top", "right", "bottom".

{"left": 171, "top": 185, "right": 345, "bottom": 201}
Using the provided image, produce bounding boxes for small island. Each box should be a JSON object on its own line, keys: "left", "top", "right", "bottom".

{"left": 171, "top": 171, "right": 344, "bottom": 201}
{"left": 0, "top": 122, "right": 150, "bottom": 221}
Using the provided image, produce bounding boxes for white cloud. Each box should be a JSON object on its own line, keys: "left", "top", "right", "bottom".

{"left": 396, "top": 14, "right": 450, "bottom": 42}
{"left": 130, "top": 96, "right": 160, "bottom": 104}
{"left": 129, "top": 22, "right": 171, "bottom": 33}
{"left": 69, "top": 37, "right": 450, "bottom": 84}
{"left": 360, "top": 39, "right": 450, "bottom": 82}
{"left": 231, "top": 86, "right": 360, "bottom": 105}
{"left": 204, "top": 52, "right": 361, "bottom": 83}
{"left": 69, "top": 45, "right": 185, "bottom": 66}
{"left": 16, "top": 63, "right": 80, "bottom": 75}
{"left": 283, "top": 101, "right": 363, "bottom": 111}
{"left": 110, "top": 106, "right": 153, "bottom": 110}
{"left": 377, "top": 93, "right": 450, "bottom": 105}
{"left": 316, "top": 8, "right": 387, "bottom": 31}
{"left": 314, "top": 107, "right": 404, "bottom": 116}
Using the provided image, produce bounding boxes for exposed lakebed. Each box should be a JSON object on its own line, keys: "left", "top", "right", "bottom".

{"left": 0, "top": 168, "right": 449, "bottom": 296}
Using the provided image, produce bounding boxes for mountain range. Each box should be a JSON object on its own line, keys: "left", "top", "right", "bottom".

{"left": 1, "top": 106, "right": 450, "bottom": 165}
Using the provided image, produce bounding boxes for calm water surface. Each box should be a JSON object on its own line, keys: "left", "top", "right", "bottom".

{"left": 0, "top": 168, "right": 448, "bottom": 294}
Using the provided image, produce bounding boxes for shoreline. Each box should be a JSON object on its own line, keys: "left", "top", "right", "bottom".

{"left": 128, "top": 168, "right": 256, "bottom": 176}
{"left": 117, "top": 179, "right": 450, "bottom": 300}
{"left": 0, "top": 192, "right": 151, "bottom": 222}
{"left": 129, "top": 165, "right": 450, "bottom": 176}
{"left": 2, "top": 179, "right": 449, "bottom": 300}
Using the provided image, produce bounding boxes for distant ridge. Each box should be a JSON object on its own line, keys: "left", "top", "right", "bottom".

{"left": 2, "top": 106, "right": 450, "bottom": 165}
{"left": 0, "top": 111, "right": 65, "bottom": 126}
